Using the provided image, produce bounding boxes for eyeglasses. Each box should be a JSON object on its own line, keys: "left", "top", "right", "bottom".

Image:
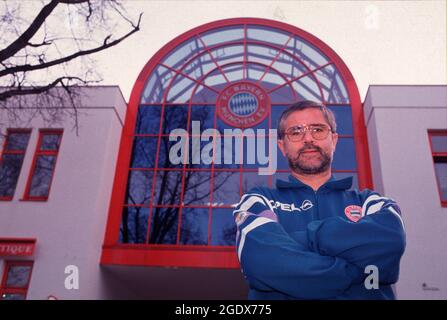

{"left": 284, "top": 124, "right": 332, "bottom": 142}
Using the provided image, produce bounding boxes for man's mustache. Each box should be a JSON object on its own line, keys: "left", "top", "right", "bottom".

{"left": 298, "top": 144, "right": 323, "bottom": 156}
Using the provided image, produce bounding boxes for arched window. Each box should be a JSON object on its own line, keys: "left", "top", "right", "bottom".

{"left": 102, "top": 18, "right": 372, "bottom": 268}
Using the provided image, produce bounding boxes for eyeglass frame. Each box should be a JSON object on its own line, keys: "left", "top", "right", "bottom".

{"left": 283, "top": 123, "right": 335, "bottom": 142}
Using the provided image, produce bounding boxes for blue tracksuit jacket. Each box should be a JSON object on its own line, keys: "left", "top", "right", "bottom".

{"left": 233, "top": 175, "right": 406, "bottom": 300}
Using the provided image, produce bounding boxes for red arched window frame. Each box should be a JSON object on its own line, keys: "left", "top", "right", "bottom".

{"left": 101, "top": 18, "right": 373, "bottom": 268}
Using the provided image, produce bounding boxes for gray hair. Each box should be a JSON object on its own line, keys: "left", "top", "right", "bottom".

{"left": 277, "top": 100, "right": 337, "bottom": 139}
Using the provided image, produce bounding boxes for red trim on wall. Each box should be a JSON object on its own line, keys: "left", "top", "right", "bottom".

{"left": 101, "top": 18, "right": 373, "bottom": 267}
{"left": 101, "top": 244, "right": 239, "bottom": 268}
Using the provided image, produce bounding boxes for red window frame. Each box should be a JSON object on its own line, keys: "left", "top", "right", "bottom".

{"left": 0, "top": 261, "right": 34, "bottom": 300}
{"left": 22, "top": 129, "right": 63, "bottom": 201}
{"left": 0, "top": 128, "right": 32, "bottom": 201}
{"left": 428, "top": 130, "right": 447, "bottom": 207}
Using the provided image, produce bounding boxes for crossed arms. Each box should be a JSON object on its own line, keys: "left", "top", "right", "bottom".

{"left": 233, "top": 190, "right": 406, "bottom": 299}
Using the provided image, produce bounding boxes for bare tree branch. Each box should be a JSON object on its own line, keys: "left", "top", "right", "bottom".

{"left": 0, "top": 12, "right": 142, "bottom": 78}
{"left": 0, "top": 76, "right": 86, "bottom": 101}
{"left": 0, "top": 0, "right": 142, "bottom": 131}
{"left": 0, "top": 0, "right": 60, "bottom": 62}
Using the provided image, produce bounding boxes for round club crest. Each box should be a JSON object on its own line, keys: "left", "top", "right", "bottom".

{"left": 216, "top": 82, "right": 270, "bottom": 128}
{"left": 344, "top": 205, "right": 363, "bottom": 222}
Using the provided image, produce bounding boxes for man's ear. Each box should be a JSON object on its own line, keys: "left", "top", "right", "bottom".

{"left": 332, "top": 132, "right": 338, "bottom": 149}
{"left": 277, "top": 138, "right": 286, "bottom": 157}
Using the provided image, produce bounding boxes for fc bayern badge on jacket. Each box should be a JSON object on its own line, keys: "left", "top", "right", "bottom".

{"left": 344, "top": 205, "right": 363, "bottom": 222}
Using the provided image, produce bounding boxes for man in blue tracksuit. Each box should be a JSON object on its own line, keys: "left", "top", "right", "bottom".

{"left": 233, "top": 100, "right": 406, "bottom": 299}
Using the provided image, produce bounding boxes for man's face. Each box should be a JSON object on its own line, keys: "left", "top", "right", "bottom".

{"left": 277, "top": 108, "right": 338, "bottom": 175}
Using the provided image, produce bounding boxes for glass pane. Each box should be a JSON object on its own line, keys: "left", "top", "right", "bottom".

{"left": 200, "top": 26, "right": 244, "bottom": 47}
{"left": 328, "top": 106, "right": 353, "bottom": 135}
{"left": 191, "top": 85, "right": 218, "bottom": 104}
{"left": 0, "top": 154, "right": 24, "bottom": 197}
{"left": 141, "top": 65, "right": 175, "bottom": 104}
{"left": 221, "top": 64, "right": 243, "bottom": 82}
{"left": 149, "top": 207, "right": 179, "bottom": 244}
{"left": 241, "top": 172, "right": 270, "bottom": 193}
{"left": 6, "top": 265, "right": 32, "bottom": 288}
{"left": 247, "top": 26, "right": 291, "bottom": 47}
{"left": 40, "top": 133, "right": 62, "bottom": 151}
{"left": 202, "top": 68, "right": 228, "bottom": 90}
{"left": 125, "top": 170, "right": 153, "bottom": 205}
{"left": 184, "top": 55, "right": 216, "bottom": 81}
{"left": 434, "top": 161, "right": 447, "bottom": 200}
{"left": 1, "top": 293, "right": 26, "bottom": 300}
{"left": 431, "top": 135, "right": 447, "bottom": 153}
{"left": 268, "top": 84, "right": 296, "bottom": 105}
{"left": 119, "top": 207, "right": 150, "bottom": 244}
{"left": 276, "top": 51, "right": 307, "bottom": 80}
{"left": 162, "top": 37, "right": 204, "bottom": 70}
{"left": 273, "top": 172, "right": 291, "bottom": 186}
{"left": 153, "top": 170, "right": 183, "bottom": 206}
{"left": 332, "top": 172, "right": 359, "bottom": 190}
{"left": 29, "top": 155, "right": 56, "bottom": 198}
{"left": 242, "top": 133, "right": 274, "bottom": 169}
{"left": 129, "top": 137, "right": 158, "bottom": 168}
{"left": 161, "top": 105, "right": 189, "bottom": 134}
{"left": 5, "top": 132, "right": 30, "bottom": 151}
{"left": 183, "top": 171, "right": 211, "bottom": 206}
{"left": 157, "top": 136, "right": 185, "bottom": 169}
{"left": 334, "top": 73, "right": 349, "bottom": 103}
{"left": 212, "top": 171, "right": 240, "bottom": 206}
{"left": 180, "top": 208, "right": 208, "bottom": 245}
{"left": 247, "top": 45, "right": 279, "bottom": 69}
{"left": 292, "top": 74, "right": 323, "bottom": 102}
{"left": 314, "top": 65, "right": 349, "bottom": 104}
{"left": 332, "top": 138, "right": 357, "bottom": 170}
{"left": 271, "top": 105, "right": 288, "bottom": 132}
{"left": 166, "top": 75, "right": 197, "bottom": 103}
{"left": 276, "top": 144, "right": 290, "bottom": 170}
{"left": 213, "top": 134, "right": 240, "bottom": 169}
{"left": 190, "top": 105, "right": 215, "bottom": 131}
{"left": 210, "top": 45, "right": 244, "bottom": 66}
{"left": 211, "top": 208, "right": 236, "bottom": 246}
{"left": 135, "top": 106, "right": 161, "bottom": 134}
{"left": 286, "top": 36, "right": 329, "bottom": 70}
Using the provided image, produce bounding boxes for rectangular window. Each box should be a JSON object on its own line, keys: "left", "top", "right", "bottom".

{"left": 23, "top": 129, "right": 63, "bottom": 201}
{"left": 428, "top": 130, "right": 447, "bottom": 207}
{"left": 0, "top": 129, "right": 31, "bottom": 200}
{"left": 0, "top": 261, "right": 33, "bottom": 300}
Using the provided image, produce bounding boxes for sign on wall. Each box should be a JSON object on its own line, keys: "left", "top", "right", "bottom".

{"left": 0, "top": 238, "right": 36, "bottom": 257}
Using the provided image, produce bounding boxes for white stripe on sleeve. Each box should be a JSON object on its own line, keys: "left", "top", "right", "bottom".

{"left": 388, "top": 206, "right": 405, "bottom": 230}
{"left": 237, "top": 217, "right": 275, "bottom": 261}
{"left": 362, "top": 194, "right": 391, "bottom": 217}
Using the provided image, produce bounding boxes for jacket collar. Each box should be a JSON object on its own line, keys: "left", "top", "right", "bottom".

{"left": 276, "top": 174, "right": 353, "bottom": 191}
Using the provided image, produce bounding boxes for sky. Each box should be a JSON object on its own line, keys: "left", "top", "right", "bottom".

{"left": 91, "top": 0, "right": 447, "bottom": 103}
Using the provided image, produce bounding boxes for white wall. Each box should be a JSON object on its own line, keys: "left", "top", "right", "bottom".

{"left": 364, "top": 85, "right": 447, "bottom": 299}
{"left": 0, "top": 87, "right": 126, "bottom": 299}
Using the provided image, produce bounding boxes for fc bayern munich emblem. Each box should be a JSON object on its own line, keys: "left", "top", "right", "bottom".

{"left": 216, "top": 82, "right": 270, "bottom": 128}
{"left": 344, "top": 205, "right": 363, "bottom": 223}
